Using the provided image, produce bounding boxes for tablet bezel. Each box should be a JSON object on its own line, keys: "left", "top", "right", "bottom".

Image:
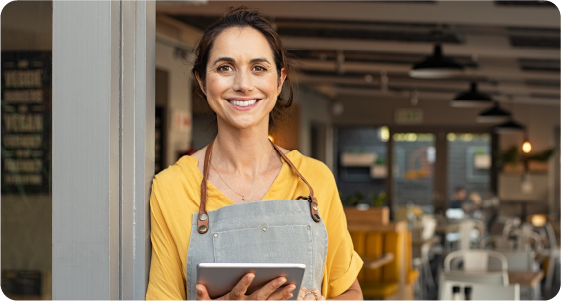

{"left": 196, "top": 263, "right": 306, "bottom": 300}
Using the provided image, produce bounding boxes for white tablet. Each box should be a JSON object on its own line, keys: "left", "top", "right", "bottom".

{"left": 196, "top": 263, "right": 306, "bottom": 300}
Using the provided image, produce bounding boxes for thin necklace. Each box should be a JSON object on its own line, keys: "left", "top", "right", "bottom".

{"left": 210, "top": 153, "right": 272, "bottom": 202}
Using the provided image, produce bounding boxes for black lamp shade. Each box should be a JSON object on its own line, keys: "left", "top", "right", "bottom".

{"left": 493, "top": 119, "right": 525, "bottom": 133}
{"left": 476, "top": 102, "right": 512, "bottom": 123}
{"left": 450, "top": 82, "right": 493, "bottom": 108}
{"left": 409, "top": 44, "right": 464, "bottom": 79}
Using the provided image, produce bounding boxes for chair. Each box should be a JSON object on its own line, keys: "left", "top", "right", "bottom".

{"left": 444, "top": 249, "right": 508, "bottom": 271}
{"left": 439, "top": 280, "right": 520, "bottom": 300}
{"left": 411, "top": 216, "right": 438, "bottom": 297}
{"left": 487, "top": 251, "right": 538, "bottom": 271}
{"left": 488, "top": 250, "right": 541, "bottom": 300}
{"left": 439, "top": 250, "right": 511, "bottom": 300}
{"left": 445, "top": 219, "right": 486, "bottom": 252}
{"left": 502, "top": 217, "right": 522, "bottom": 237}
{"left": 443, "top": 249, "right": 509, "bottom": 285}
{"left": 524, "top": 214, "right": 559, "bottom": 292}
{"left": 480, "top": 235, "right": 514, "bottom": 250}
{"left": 349, "top": 226, "right": 419, "bottom": 299}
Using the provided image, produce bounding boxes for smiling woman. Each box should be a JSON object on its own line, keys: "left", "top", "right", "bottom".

{"left": 195, "top": 26, "right": 286, "bottom": 131}
{"left": 191, "top": 9, "right": 293, "bottom": 132}
{"left": 146, "top": 7, "right": 363, "bottom": 301}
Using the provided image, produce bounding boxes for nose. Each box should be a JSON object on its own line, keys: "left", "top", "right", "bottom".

{"left": 233, "top": 68, "right": 253, "bottom": 93}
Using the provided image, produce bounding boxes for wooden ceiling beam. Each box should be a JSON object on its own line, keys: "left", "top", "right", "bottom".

{"left": 156, "top": 1, "right": 559, "bottom": 29}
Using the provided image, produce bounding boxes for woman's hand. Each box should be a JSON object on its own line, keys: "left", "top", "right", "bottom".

{"left": 196, "top": 273, "right": 296, "bottom": 300}
{"left": 297, "top": 286, "right": 325, "bottom": 301}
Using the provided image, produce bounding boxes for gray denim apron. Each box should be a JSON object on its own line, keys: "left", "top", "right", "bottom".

{"left": 186, "top": 141, "right": 328, "bottom": 300}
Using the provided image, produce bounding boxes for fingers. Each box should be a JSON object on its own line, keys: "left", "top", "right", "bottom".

{"left": 267, "top": 284, "right": 296, "bottom": 300}
{"left": 297, "top": 286, "right": 307, "bottom": 301}
{"left": 228, "top": 273, "right": 255, "bottom": 300}
{"left": 250, "top": 276, "right": 287, "bottom": 300}
{"left": 196, "top": 284, "right": 211, "bottom": 300}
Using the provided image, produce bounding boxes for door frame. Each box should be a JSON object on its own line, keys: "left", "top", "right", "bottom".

{"left": 52, "top": 1, "right": 155, "bottom": 299}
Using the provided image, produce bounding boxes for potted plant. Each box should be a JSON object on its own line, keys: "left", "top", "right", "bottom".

{"left": 342, "top": 191, "right": 389, "bottom": 225}
{"left": 499, "top": 146, "right": 554, "bottom": 173}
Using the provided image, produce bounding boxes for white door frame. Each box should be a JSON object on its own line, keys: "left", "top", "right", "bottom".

{"left": 52, "top": 1, "right": 154, "bottom": 299}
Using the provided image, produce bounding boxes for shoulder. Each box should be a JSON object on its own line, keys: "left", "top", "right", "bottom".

{"left": 154, "top": 155, "right": 199, "bottom": 183}
{"left": 286, "top": 151, "right": 335, "bottom": 183}
{"left": 152, "top": 155, "right": 202, "bottom": 202}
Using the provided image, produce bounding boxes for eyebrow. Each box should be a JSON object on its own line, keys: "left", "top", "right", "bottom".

{"left": 212, "top": 57, "right": 234, "bottom": 66}
{"left": 211, "top": 57, "right": 271, "bottom": 66}
{"left": 249, "top": 58, "right": 271, "bottom": 65}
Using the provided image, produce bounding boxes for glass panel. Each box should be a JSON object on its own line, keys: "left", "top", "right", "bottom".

{"left": 392, "top": 133, "right": 435, "bottom": 218}
{"left": 1, "top": 1, "right": 52, "bottom": 299}
{"left": 335, "top": 127, "right": 389, "bottom": 207}
{"left": 447, "top": 132, "right": 492, "bottom": 218}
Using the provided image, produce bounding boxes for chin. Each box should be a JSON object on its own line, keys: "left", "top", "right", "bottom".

{"left": 225, "top": 116, "right": 268, "bottom": 130}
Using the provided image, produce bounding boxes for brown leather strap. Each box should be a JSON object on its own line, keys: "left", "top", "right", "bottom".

{"left": 197, "top": 139, "right": 320, "bottom": 234}
{"left": 197, "top": 140, "right": 214, "bottom": 234}
{"left": 269, "top": 142, "right": 321, "bottom": 223}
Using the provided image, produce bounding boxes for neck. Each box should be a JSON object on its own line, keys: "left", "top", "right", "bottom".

{"left": 212, "top": 119, "right": 277, "bottom": 175}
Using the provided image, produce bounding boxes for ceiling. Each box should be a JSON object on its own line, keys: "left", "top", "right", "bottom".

{"left": 156, "top": 1, "right": 560, "bottom": 106}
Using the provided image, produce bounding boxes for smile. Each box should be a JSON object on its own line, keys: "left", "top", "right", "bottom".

{"left": 227, "top": 99, "right": 260, "bottom": 107}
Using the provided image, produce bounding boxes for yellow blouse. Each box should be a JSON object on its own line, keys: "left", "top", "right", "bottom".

{"left": 146, "top": 151, "right": 363, "bottom": 300}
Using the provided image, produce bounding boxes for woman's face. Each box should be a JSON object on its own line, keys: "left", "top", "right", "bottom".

{"left": 197, "top": 26, "right": 286, "bottom": 130}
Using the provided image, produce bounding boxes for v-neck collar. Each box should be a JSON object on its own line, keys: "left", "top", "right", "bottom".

{"left": 189, "top": 151, "right": 295, "bottom": 205}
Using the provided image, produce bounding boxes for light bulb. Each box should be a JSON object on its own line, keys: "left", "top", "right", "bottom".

{"left": 522, "top": 141, "right": 532, "bottom": 153}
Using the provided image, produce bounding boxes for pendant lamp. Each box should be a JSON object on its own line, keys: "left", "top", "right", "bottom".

{"left": 493, "top": 119, "right": 525, "bottom": 133}
{"left": 450, "top": 82, "right": 493, "bottom": 108}
{"left": 476, "top": 102, "right": 512, "bottom": 123}
{"left": 409, "top": 44, "right": 464, "bottom": 79}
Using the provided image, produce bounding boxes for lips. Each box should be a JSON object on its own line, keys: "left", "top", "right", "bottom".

{"left": 228, "top": 99, "right": 259, "bottom": 107}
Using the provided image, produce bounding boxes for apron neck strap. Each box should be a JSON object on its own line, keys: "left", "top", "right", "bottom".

{"left": 197, "top": 139, "right": 321, "bottom": 234}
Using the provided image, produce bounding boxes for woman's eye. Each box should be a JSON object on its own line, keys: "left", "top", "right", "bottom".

{"left": 254, "top": 66, "right": 266, "bottom": 72}
{"left": 217, "top": 65, "right": 233, "bottom": 72}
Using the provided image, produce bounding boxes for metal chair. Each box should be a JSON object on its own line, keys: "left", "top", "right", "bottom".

{"left": 439, "top": 280, "right": 520, "bottom": 300}
{"left": 438, "top": 250, "right": 512, "bottom": 301}
{"left": 443, "top": 249, "right": 509, "bottom": 285}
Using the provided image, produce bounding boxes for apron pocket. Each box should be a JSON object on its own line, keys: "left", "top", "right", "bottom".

{"left": 212, "top": 224, "right": 314, "bottom": 287}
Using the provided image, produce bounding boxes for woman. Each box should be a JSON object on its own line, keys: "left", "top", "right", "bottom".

{"left": 146, "top": 7, "right": 363, "bottom": 300}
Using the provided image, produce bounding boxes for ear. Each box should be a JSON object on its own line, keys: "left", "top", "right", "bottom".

{"left": 277, "top": 68, "right": 287, "bottom": 96}
{"left": 195, "top": 71, "right": 207, "bottom": 96}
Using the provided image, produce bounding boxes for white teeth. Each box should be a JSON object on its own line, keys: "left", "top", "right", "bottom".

{"left": 230, "top": 99, "right": 258, "bottom": 107}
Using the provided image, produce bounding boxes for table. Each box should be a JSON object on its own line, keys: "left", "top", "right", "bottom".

{"left": 412, "top": 236, "right": 440, "bottom": 247}
{"left": 508, "top": 270, "right": 544, "bottom": 288}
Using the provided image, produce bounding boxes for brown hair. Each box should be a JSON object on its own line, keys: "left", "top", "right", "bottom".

{"left": 191, "top": 6, "right": 294, "bottom": 131}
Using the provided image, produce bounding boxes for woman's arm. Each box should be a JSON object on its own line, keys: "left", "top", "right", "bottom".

{"left": 329, "top": 279, "right": 362, "bottom": 300}
{"left": 145, "top": 180, "right": 186, "bottom": 300}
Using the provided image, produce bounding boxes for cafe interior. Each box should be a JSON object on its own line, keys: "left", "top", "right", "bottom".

{"left": 156, "top": 1, "right": 561, "bottom": 299}
{"left": 2, "top": 1, "right": 560, "bottom": 300}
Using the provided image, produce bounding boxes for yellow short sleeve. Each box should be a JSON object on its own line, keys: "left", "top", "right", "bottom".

{"left": 304, "top": 160, "right": 363, "bottom": 299}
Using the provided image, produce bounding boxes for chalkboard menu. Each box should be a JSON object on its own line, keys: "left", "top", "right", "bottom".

{"left": 1, "top": 51, "right": 51, "bottom": 194}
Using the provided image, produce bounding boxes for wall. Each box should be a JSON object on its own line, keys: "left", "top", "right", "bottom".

{"left": 333, "top": 93, "right": 560, "bottom": 215}
{"left": 333, "top": 94, "right": 559, "bottom": 149}
{"left": 294, "top": 87, "right": 332, "bottom": 157}
{"left": 155, "top": 41, "right": 192, "bottom": 167}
